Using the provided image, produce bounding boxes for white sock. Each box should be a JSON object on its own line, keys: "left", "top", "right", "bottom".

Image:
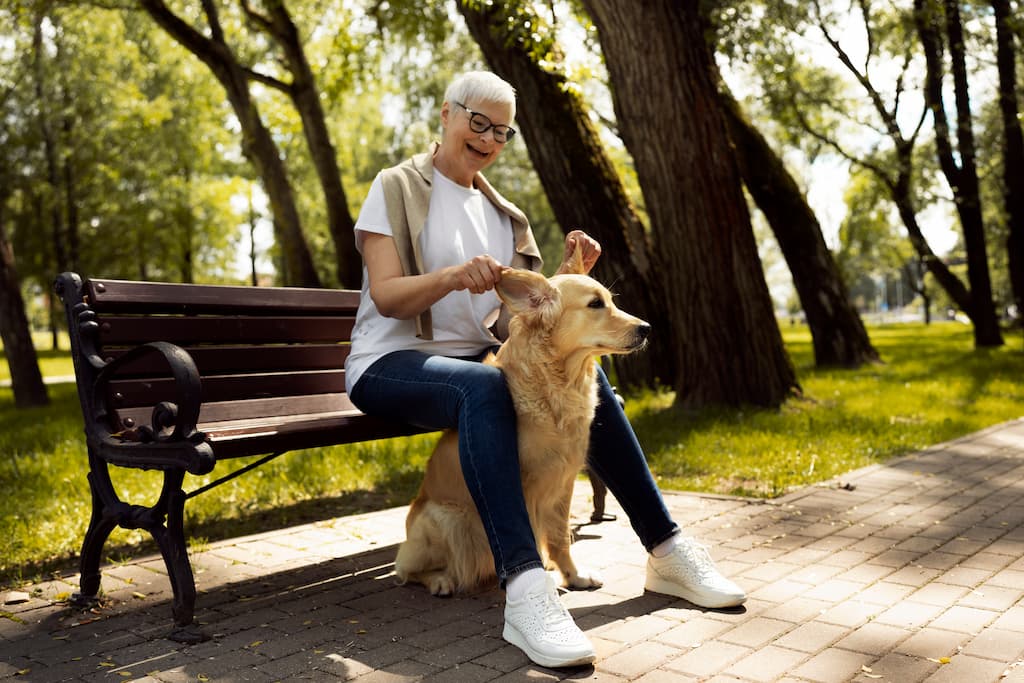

{"left": 505, "top": 567, "right": 548, "bottom": 602}
{"left": 651, "top": 533, "right": 680, "bottom": 559}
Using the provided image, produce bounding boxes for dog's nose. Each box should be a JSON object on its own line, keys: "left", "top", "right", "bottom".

{"left": 636, "top": 323, "right": 651, "bottom": 341}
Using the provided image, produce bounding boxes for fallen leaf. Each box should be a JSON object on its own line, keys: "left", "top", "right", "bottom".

{"left": 132, "top": 592, "right": 147, "bottom": 600}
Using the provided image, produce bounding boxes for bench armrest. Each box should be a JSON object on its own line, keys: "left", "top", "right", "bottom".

{"left": 90, "top": 341, "right": 215, "bottom": 475}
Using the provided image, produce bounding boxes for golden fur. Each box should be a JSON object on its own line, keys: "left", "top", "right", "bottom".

{"left": 394, "top": 247, "right": 650, "bottom": 595}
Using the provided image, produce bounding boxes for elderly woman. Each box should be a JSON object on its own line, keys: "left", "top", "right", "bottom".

{"left": 345, "top": 71, "right": 745, "bottom": 668}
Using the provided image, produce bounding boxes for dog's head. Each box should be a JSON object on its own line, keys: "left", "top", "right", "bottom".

{"left": 496, "top": 253, "right": 650, "bottom": 358}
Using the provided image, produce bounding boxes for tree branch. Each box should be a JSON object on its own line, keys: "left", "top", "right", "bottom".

{"left": 242, "top": 65, "right": 293, "bottom": 94}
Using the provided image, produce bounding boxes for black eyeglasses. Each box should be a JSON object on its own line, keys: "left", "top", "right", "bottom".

{"left": 455, "top": 101, "right": 517, "bottom": 143}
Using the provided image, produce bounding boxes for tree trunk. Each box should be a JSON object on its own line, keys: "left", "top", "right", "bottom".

{"left": 0, "top": 215, "right": 49, "bottom": 409}
{"left": 914, "top": 0, "right": 1003, "bottom": 346}
{"left": 456, "top": 0, "right": 673, "bottom": 389}
{"left": 247, "top": 1, "right": 362, "bottom": 288}
{"left": 991, "top": 0, "right": 1024, "bottom": 321}
{"left": 140, "top": 0, "right": 321, "bottom": 288}
{"left": 32, "top": 16, "right": 68, "bottom": 277}
{"left": 581, "top": 0, "right": 798, "bottom": 408}
{"left": 717, "top": 86, "right": 879, "bottom": 368}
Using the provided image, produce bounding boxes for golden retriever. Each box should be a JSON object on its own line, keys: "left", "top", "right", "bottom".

{"left": 394, "top": 247, "right": 650, "bottom": 596}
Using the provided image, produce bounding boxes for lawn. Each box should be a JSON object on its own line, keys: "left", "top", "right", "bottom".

{"left": 1, "top": 322, "right": 1022, "bottom": 588}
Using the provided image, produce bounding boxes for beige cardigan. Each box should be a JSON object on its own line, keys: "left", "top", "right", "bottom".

{"left": 378, "top": 142, "right": 544, "bottom": 340}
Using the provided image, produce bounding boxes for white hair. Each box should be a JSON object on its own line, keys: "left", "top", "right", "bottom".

{"left": 444, "top": 71, "right": 517, "bottom": 120}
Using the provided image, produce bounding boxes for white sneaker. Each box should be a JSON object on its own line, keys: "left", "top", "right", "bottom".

{"left": 503, "top": 575, "right": 596, "bottom": 668}
{"left": 645, "top": 536, "right": 746, "bottom": 608}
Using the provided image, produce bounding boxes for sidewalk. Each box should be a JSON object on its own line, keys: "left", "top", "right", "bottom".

{"left": 3, "top": 419, "right": 1024, "bottom": 682}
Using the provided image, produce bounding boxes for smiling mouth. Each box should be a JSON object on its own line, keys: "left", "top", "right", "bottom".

{"left": 466, "top": 142, "right": 489, "bottom": 159}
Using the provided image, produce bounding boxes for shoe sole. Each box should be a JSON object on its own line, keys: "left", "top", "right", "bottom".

{"left": 644, "top": 575, "right": 747, "bottom": 609}
{"left": 502, "top": 623, "right": 596, "bottom": 668}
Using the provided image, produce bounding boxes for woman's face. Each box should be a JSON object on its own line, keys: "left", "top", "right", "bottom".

{"left": 437, "top": 98, "right": 515, "bottom": 185}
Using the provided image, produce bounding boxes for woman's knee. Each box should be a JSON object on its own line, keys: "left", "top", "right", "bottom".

{"left": 456, "top": 365, "right": 514, "bottom": 416}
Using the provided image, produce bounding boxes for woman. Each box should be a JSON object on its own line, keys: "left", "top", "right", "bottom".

{"left": 345, "top": 71, "right": 745, "bottom": 669}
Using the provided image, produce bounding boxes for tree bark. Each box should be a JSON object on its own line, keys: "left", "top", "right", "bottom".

{"left": 456, "top": 0, "right": 673, "bottom": 389}
{"left": 581, "top": 0, "right": 798, "bottom": 408}
{"left": 991, "top": 0, "right": 1024, "bottom": 321}
{"left": 242, "top": 0, "right": 362, "bottom": 288}
{"left": 914, "top": 0, "right": 1003, "bottom": 346}
{"left": 140, "top": 0, "right": 321, "bottom": 287}
{"left": 717, "top": 86, "right": 879, "bottom": 368}
{"left": 0, "top": 214, "right": 49, "bottom": 409}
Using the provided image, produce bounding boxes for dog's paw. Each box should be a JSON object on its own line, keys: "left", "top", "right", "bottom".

{"left": 427, "top": 575, "right": 455, "bottom": 597}
{"left": 566, "top": 570, "right": 603, "bottom": 590}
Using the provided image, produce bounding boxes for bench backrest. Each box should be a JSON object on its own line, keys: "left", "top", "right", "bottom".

{"left": 58, "top": 274, "right": 364, "bottom": 440}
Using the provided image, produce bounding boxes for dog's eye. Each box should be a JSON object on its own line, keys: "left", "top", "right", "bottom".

{"left": 587, "top": 297, "right": 605, "bottom": 309}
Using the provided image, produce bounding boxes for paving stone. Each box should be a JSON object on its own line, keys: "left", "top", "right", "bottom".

{"left": 600, "top": 641, "right": 679, "bottom": 678}
{"left": 663, "top": 640, "right": 751, "bottom": 678}
{"left": 833, "top": 621, "right": 911, "bottom": 655}
{"left": 928, "top": 605, "right": 999, "bottom": 634}
{"left": 957, "top": 584, "right": 1023, "bottom": 611}
{"left": 855, "top": 651, "right": 939, "bottom": 683}
{"left": 717, "top": 617, "right": 793, "bottom": 648}
{"left": 960, "top": 626, "right": 1024, "bottom": 661}
{"left": 922, "top": 654, "right": 1010, "bottom": 683}
{"left": 772, "top": 621, "right": 848, "bottom": 653}
{"left": 789, "top": 647, "right": 875, "bottom": 682}
{"left": 721, "top": 645, "right": 808, "bottom": 682}
{"left": 895, "top": 627, "right": 970, "bottom": 659}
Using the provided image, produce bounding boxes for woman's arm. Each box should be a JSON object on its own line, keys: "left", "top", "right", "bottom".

{"left": 362, "top": 232, "right": 505, "bottom": 320}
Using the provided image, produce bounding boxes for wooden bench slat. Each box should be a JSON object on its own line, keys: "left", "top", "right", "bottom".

{"left": 96, "top": 315, "right": 355, "bottom": 346}
{"left": 113, "top": 395, "right": 434, "bottom": 461}
{"left": 206, "top": 414, "right": 434, "bottom": 460}
{"left": 107, "top": 370, "right": 346, "bottom": 408}
{"left": 115, "top": 392, "right": 357, "bottom": 430}
{"left": 103, "top": 344, "right": 350, "bottom": 377}
{"left": 87, "top": 278, "right": 361, "bottom": 315}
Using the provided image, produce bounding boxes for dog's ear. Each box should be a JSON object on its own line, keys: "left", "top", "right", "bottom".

{"left": 563, "top": 238, "right": 587, "bottom": 275}
{"left": 496, "top": 269, "right": 559, "bottom": 322}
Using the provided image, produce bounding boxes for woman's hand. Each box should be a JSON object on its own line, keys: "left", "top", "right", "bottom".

{"left": 449, "top": 254, "right": 505, "bottom": 294}
{"left": 558, "top": 230, "right": 601, "bottom": 275}
{"left": 363, "top": 233, "right": 503, "bottom": 319}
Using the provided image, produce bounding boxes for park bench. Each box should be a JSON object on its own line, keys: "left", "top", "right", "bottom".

{"left": 55, "top": 272, "right": 612, "bottom": 643}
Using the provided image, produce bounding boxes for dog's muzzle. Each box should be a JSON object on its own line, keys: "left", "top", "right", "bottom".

{"left": 630, "top": 323, "right": 652, "bottom": 349}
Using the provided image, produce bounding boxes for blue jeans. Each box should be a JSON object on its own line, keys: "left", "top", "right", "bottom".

{"left": 349, "top": 349, "right": 679, "bottom": 584}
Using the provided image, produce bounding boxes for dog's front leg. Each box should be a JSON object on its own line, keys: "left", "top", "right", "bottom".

{"left": 543, "top": 477, "right": 603, "bottom": 590}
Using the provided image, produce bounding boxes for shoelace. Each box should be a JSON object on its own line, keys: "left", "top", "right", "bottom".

{"left": 531, "top": 584, "right": 571, "bottom": 625}
{"left": 677, "top": 539, "right": 719, "bottom": 580}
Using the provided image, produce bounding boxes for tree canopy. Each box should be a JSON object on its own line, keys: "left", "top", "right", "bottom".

{"left": 2, "top": 0, "right": 1022, "bottom": 409}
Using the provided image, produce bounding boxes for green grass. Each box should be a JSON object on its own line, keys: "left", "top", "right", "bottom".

{"left": 1, "top": 322, "right": 1022, "bottom": 588}
{"left": 630, "top": 323, "right": 1024, "bottom": 497}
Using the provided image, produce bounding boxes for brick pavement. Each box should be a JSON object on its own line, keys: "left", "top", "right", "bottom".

{"left": 3, "top": 418, "right": 1024, "bottom": 682}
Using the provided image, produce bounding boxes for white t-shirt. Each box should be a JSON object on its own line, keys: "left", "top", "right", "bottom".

{"left": 344, "top": 168, "right": 515, "bottom": 393}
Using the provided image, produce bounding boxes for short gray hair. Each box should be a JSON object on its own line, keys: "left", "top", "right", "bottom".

{"left": 444, "top": 71, "right": 516, "bottom": 120}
